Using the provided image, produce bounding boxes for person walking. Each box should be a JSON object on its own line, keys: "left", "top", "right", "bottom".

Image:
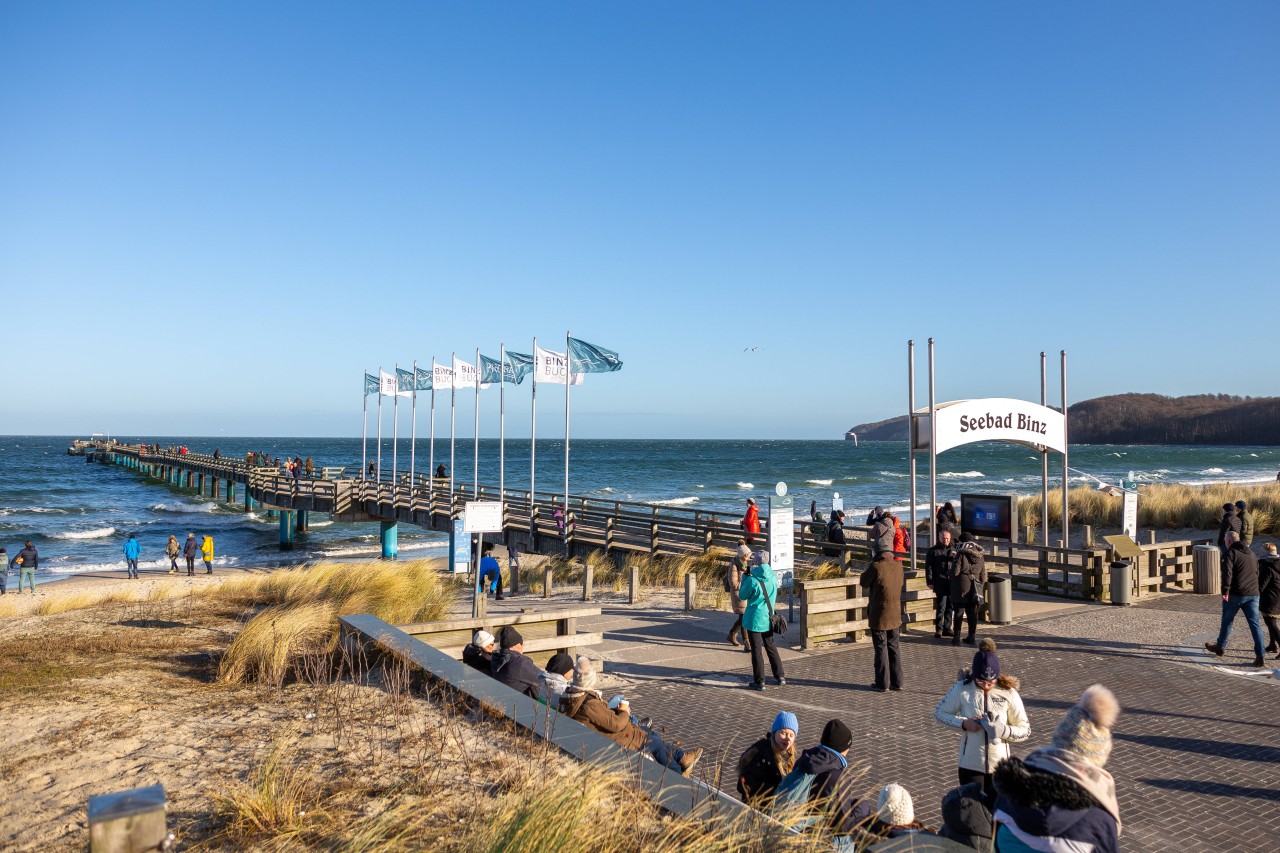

{"left": 1235, "top": 500, "right": 1254, "bottom": 547}
{"left": 741, "top": 497, "right": 761, "bottom": 545}
{"left": 1204, "top": 531, "right": 1267, "bottom": 667}
{"left": 183, "top": 533, "right": 197, "bottom": 576}
{"left": 992, "top": 685, "right": 1121, "bottom": 853}
{"left": 736, "top": 711, "right": 799, "bottom": 804}
{"left": 739, "top": 549, "right": 785, "bottom": 691}
{"left": 1216, "top": 503, "right": 1241, "bottom": 551}
{"left": 165, "top": 535, "right": 180, "bottom": 574}
{"left": 934, "top": 638, "right": 1030, "bottom": 797}
{"left": 11, "top": 541, "right": 38, "bottom": 594}
{"left": 926, "top": 529, "right": 957, "bottom": 640}
{"left": 862, "top": 548, "right": 904, "bottom": 692}
{"left": 123, "top": 533, "right": 141, "bottom": 579}
{"left": 200, "top": 535, "right": 215, "bottom": 573}
{"left": 725, "top": 543, "right": 750, "bottom": 651}
{"left": 951, "top": 533, "right": 987, "bottom": 646}
{"left": 1259, "top": 542, "right": 1280, "bottom": 658}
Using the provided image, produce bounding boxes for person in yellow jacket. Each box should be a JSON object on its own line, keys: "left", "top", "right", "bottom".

{"left": 200, "top": 535, "right": 215, "bottom": 574}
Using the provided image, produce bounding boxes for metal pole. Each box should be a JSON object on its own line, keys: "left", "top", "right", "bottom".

{"left": 908, "top": 340, "right": 917, "bottom": 569}
{"left": 429, "top": 358, "right": 436, "bottom": 506}
{"left": 499, "top": 343, "right": 506, "bottom": 501}
{"left": 1061, "top": 350, "right": 1069, "bottom": 545}
{"left": 1041, "top": 352, "right": 1049, "bottom": 547}
{"left": 564, "top": 330, "right": 571, "bottom": 542}
{"left": 361, "top": 370, "right": 368, "bottom": 482}
{"left": 928, "top": 339, "right": 937, "bottom": 548}
{"left": 392, "top": 363, "right": 400, "bottom": 499}
{"left": 410, "top": 359, "right": 418, "bottom": 496}
{"left": 474, "top": 348, "right": 481, "bottom": 499}
{"left": 450, "top": 352, "right": 456, "bottom": 507}
{"left": 531, "top": 337, "right": 538, "bottom": 514}
{"left": 376, "top": 366, "right": 383, "bottom": 482}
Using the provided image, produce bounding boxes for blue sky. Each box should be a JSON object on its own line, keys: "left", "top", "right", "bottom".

{"left": 2, "top": 2, "right": 1276, "bottom": 438}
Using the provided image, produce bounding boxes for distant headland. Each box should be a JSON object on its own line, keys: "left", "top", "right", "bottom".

{"left": 846, "top": 394, "right": 1280, "bottom": 445}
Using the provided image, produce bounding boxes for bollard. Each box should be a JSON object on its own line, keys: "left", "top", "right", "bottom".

{"left": 583, "top": 563, "right": 593, "bottom": 601}
{"left": 473, "top": 576, "right": 486, "bottom": 619}
{"left": 88, "top": 784, "right": 168, "bottom": 853}
{"left": 1083, "top": 525, "right": 1093, "bottom": 547}
{"left": 509, "top": 546, "right": 520, "bottom": 595}
{"left": 544, "top": 565, "right": 554, "bottom": 599}
{"left": 629, "top": 564, "right": 640, "bottom": 604}
{"left": 1148, "top": 530, "right": 1156, "bottom": 545}
{"left": 684, "top": 572, "right": 697, "bottom": 611}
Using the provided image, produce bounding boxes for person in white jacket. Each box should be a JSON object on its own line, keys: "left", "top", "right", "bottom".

{"left": 934, "top": 638, "right": 1030, "bottom": 797}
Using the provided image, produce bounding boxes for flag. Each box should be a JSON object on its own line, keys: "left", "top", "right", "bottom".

{"left": 433, "top": 362, "right": 454, "bottom": 390}
{"left": 479, "top": 354, "right": 504, "bottom": 385}
{"left": 415, "top": 366, "right": 432, "bottom": 391}
{"left": 379, "top": 370, "right": 398, "bottom": 397}
{"left": 452, "top": 356, "right": 483, "bottom": 389}
{"left": 395, "top": 368, "right": 415, "bottom": 397}
{"left": 569, "top": 337, "right": 623, "bottom": 373}
{"left": 534, "top": 344, "right": 584, "bottom": 385}
{"left": 364, "top": 373, "right": 379, "bottom": 396}
{"left": 505, "top": 351, "right": 534, "bottom": 384}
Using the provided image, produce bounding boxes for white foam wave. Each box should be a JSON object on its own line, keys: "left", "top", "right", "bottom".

{"left": 52, "top": 526, "right": 117, "bottom": 540}
{"left": 806, "top": 479, "right": 834, "bottom": 486}
{"left": 1199, "top": 468, "right": 1226, "bottom": 475}
{"left": 878, "top": 471, "right": 908, "bottom": 478}
{"left": 652, "top": 496, "right": 700, "bottom": 506}
{"left": 736, "top": 482, "right": 754, "bottom": 489}
{"left": 307, "top": 520, "right": 333, "bottom": 527}
{"left": 938, "top": 471, "right": 984, "bottom": 479}
{"left": 1182, "top": 475, "right": 1277, "bottom": 487}
{"left": 150, "top": 502, "right": 217, "bottom": 514}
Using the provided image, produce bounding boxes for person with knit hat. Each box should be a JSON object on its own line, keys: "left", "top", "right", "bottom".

{"left": 740, "top": 549, "right": 786, "bottom": 690}
{"left": 462, "top": 629, "right": 497, "bottom": 673}
{"left": 1258, "top": 542, "right": 1280, "bottom": 658}
{"left": 934, "top": 638, "right": 1030, "bottom": 797}
{"left": 992, "top": 685, "right": 1122, "bottom": 853}
{"left": 773, "top": 718, "right": 870, "bottom": 835}
{"left": 488, "top": 625, "right": 542, "bottom": 700}
{"left": 950, "top": 533, "right": 987, "bottom": 645}
{"left": 538, "top": 652, "right": 575, "bottom": 706}
{"left": 859, "top": 783, "right": 931, "bottom": 843}
{"left": 725, "top": 542, "right": 751, "bottom": 650}
{"left": 735, "top": 710, "right": 799, "bottom": 803}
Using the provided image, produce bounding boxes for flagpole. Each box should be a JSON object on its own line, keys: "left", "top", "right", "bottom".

{"left": 410, "top": 359, "right": 418, "bottom": 496}
{"left": 564, "top": 330, "right": 571, "bottom": 541}
{"left": 429, "top": 357, "right": 436, "bottom": 507}
{"left": 392, "top": 362, "right": 400, "bottom": 499}
{"left": 376, "top": 366, "right": 383, "bottom": 482}
{"left": 450, "top": 351, "right": 456, "bottom": 508}
{"left": 361, "top": 370, "right": 368, "bottom": 482}
{"left": 499, "top": 343, "right": 506, "bottom": 502}
{"left": 531, "top": 337, "right": 537, "bottom": 516}
{"left": 473, "top": 347, "right": 481, "bottom": 499}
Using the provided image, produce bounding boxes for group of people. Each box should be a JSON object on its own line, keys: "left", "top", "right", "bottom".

{"left": 816, "top": 504, "right": 911, "bottom": 563}
{"left": 460, "top": 625, "right": 704, "bottom": 777}
{"left": 723, "top": 544, "right": 787, "bottom": 690}
{"left": 925, "top": 528, "right": 989, "bottom": 645}
{"left": 1205, "top": 499, "right": 1280, "bottom": 666}
{"left": 1, "top": 541, "right": 40, "bottom": 595}
{"left": 126, "top": 532, "right": 216, "bottom": 577}
{"left": 732, "top": 650, "right": 1121, "bottom": 852}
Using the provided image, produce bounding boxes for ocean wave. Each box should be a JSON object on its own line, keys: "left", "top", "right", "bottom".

{"left": 806, "top": 479, "right": 834, "bottom": 486}
{"left": 938, "top": 471, "right": 984, "bottom": 479}
{"left": 878, "top": 471, "right": 908, "bottom": 478}
{"left": 652, "top": 496, "right": 700, "bottom": 506}
{"left": 307, "top": 520, "right": 333, "bottom": 527}
{"left": 4, "top": 506, "right": 68, "bottom": 515}
{"left": 52, "top": 526, "right": 117, "bottom": 540}
{"left": 736, "top": 482, "right": 754, "bottom": 489}
{"left": 1199, "top": 468, "right": 1226, "bottom": 475}
{"left": 1182, "top": 475, "right": 1277, "bottom": 487}
{"left": 150, "top": 502, "right": 218, "bottom": 514}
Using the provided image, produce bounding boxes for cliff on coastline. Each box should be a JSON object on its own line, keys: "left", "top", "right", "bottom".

{"left": 847, "top": 394, "right": 1280, "bottom": 445}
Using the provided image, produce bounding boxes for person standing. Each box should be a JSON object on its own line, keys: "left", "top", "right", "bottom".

{"left": 0, "top": 548, "right": 7, "bottom": 594}
{"left": 183, "top": 533, "right": 197, "bottom": 576}
{"left": 200, "top": 534, "right": 215, "bottom": 573}
{"left": 951, "top": 533, "right": 987, "bottom": 646}
{"left": 735, "top": 711, "right": 799, "bottom": 804}
{"left": 479, "top": 542, "right": 504, "bottom": 600}
{"left": 1259, "top": 542, "right": 1280, "bottom": 658}
{"left": 165, "top": 535, "right": 180, "bottom": 574}
{"left": 11, "top": 541, "right": 38, "bottom": 594}
{"left": 934, "top": 638, "right": 1030, "bottom": 797}
{"left": 937, "top": 502, "right": 960, "bottom": 538}
{"left": 739, "top": 549, "right": 785, "bottom": 691}
{"left": 725, "top": 543, "right": 750, "bottom": 650}
{"left": 1235, "top": 500, "right": 1254, "bottom": 547}
{"left": 1204, "top": 531, "right": 1266, "bottom": 667}
{"left": 824, "top": 510, "right": 847, "bottom": 560}
{"left": 741, "top": 497, "right": 761, "bottom": 545}
{"left": 305, "top": 456, "right": 315, "bottom": 477}
{"left": 862, "top": 548, "right": 904, "bottom": 692}
{"left": 1216, "top": 503, "right": 1241, "bottom": 551}
{"left": 926, "top": 529, "right": 957, "bottom": 640}
{"left": 871, "top": 511, "right": 895, "bottom": 558}
{"left": 123, "top": 533, "right": 141, "bottom": 579}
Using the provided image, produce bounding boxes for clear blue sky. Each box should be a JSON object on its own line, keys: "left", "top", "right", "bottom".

{"left": 2, "top": 2, "right": 1276, "bottom": 438}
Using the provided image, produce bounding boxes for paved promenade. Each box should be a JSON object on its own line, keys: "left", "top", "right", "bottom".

{"left": 577, "top": 591, "right": 1279, "bottom": 853}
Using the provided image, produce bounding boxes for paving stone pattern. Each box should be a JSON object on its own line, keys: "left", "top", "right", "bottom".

{"left": 612, "top": 594, "right": 1280, "bottom": 853}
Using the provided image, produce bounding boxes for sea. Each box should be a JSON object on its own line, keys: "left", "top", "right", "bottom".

{"left": 2, "top": 436, "right": 1278, "bottom": 586}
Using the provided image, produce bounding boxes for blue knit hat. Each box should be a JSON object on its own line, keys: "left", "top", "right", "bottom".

{"left": 771, "top": 711, "right": 798, "bottom": 735}
{"left": 971, "top": 638, "right": 1000, "bottom": 681}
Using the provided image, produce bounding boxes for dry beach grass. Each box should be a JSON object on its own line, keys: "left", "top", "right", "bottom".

{"left": 1018, "top": 481, "right": 1280, "bottom": 533}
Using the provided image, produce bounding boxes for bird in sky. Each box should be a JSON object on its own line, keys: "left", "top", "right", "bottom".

{"left": 743, "top": 346, "right": 759, "bottom": 352}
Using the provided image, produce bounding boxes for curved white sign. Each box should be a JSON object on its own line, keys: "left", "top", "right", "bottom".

{"left": 920, "top": 398, "right": 1066, "bottom": 455}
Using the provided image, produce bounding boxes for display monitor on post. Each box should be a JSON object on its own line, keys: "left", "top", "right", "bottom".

{"left": 960, "top": 493, "right": 1019, "bottom": 542}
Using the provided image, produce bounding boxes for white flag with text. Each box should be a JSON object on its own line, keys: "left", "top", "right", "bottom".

{"left": 379, "top": 370, "right": 398, "bottom": 397}
{"left": 433, "top": 362, "right": 454, "bottom": 391}
{"left": 534, "top": 344, "right": 584, "bottom": 385}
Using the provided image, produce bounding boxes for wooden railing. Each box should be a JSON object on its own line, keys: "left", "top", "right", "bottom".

{"left": 794, "top": 567, "right": 935, "bottom": 650}
{"left": 397, "top": 605, "right": 602, "bottom": 668}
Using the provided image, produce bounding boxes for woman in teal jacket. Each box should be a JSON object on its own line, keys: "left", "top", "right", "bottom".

{"left": 739, "top": 550, "right": 786, "bottom": 691}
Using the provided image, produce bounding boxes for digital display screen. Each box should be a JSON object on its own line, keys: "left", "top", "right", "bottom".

{"left": 960, "top": 493, "right": 1016, "bottom": 540}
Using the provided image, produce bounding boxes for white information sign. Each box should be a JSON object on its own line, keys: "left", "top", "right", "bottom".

{"left": 831, "top": 492, "right": 844, "bottom": 514}
{"left": 464, "top": 501, "right": 505, "bottom": 533}
{"left": 916, "top": 398, "right": 1066, "bottom": 455}
{"left": 1122, "top": 490, "right": 1139, "bottom": 545}
{"left": 769, "top": 491, "right": 795, "bottom": 587}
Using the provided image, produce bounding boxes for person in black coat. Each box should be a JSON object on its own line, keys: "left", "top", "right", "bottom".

{"left": 925, "top": 529, "right": 957, "bottom": 639}
{"left": 1204, "top": 532, "right": 1266, "bottom": 666}
{"left": 462, "top": 629, "right": 497, "bottom": 673}
{"left": 823, "top": 510, "right": 847, "bottom": 559}
{"left": 939, "top": 781, "right": 994, "bottom": 851}
{"left": 489, "top": 625, "right": 543, "bottom": 699}
{"left": 735, "top": 711, "right": 798, "bottom": 803}
{"left": 1257, "top": 542, "right": 1280, "bottom": 657}
{"left": 1216, "top": 503, "right": 1241, "bottom": 550}
{"left": 951, "top": 534, "right": 986, "bottom": 646}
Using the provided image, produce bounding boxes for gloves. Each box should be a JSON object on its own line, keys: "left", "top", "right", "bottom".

{"left": 980, "top": 716, "right": 1010, "bottom": 742}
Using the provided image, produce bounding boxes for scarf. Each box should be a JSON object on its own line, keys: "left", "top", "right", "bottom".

{"left": 1024, "top": 746, "right": 1122, "bottom": 836}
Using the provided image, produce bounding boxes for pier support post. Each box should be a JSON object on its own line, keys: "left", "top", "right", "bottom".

{"left": 380, "top": 520, "right": 398, "bottom": 559}
{"left": 297, "top": 510, "right": 309, "bottom": 532}
{"left": 211, "top": 477, "right": 219, "bottom": 500}
{"left": 226, "top": 481, "right": 235, "bottom": 503}
{"left": 279, "top": 510, "right": 296, "bottom": 550}
{"left": 245, "top": 493, "right": 257, "bottom": 513}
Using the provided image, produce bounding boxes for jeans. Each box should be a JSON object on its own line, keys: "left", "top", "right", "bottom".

{"left": 748, "top": 629, "right": 784, "bottom": 685}
{"left": 934, "top": 591, "right": 953, "bottom": 634}
{"left": 870, "top": 628, "right": 903, "bottom": 690}
{"left": 1216, "top": 595, "right": 1265, "bottom": 657}
{"left": 18, "top": 568, "right": 36, "bottom": 593}
{"left": 186, "top": 556, "right": 195, "bottom": 574}
{"left": 480, "top": 567, "right": 503, "bottom": 596}
{"left": 126, "top": 558, "right": 139, "bottom": 578}
{"left": 641, "top": 726, "right": 686, "bottom": 770}
{"left": 204, "top": 560, "right": 213, "bottom": 573}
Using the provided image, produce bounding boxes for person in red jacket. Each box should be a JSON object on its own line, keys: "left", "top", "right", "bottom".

{"left": 741, "top": 498, "right": 761, "bottom": 545}
{"left": 892, "top": 515, "right": 910, "bottom": 562}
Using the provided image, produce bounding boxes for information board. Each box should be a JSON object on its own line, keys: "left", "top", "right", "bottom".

{"left": 451, "top": 518, "right": 471, "bottom": 574}
{"left": 769, "top": 485, "right": 795, "bottom": 587}
{"left": 464, "top": 501, "right": 504, "bottom": 533}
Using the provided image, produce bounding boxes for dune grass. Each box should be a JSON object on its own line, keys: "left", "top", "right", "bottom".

{"left": 213, "top": 742, "right": 330, "bottom": 846}
{"left": 1019, "top": 482, "right": 1280, "bottom": 533}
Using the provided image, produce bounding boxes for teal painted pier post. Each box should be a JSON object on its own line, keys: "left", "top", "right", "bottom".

{"left": 297, "top": 510, "right": 309, "bottom": 533}
{"left": 245, "top": 493, "right": 257, "bottom": 513}
{"left": 279, "top": 510, "right": 296, "bottom": 550}
{"left": 226, "top": 481, "right": 235, "bottom": 503}
{"left": 380, "top": 521, "right": 398, "bottom": 560}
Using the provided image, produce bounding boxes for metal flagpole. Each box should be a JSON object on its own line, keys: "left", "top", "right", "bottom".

{"left": 410, "top": 360, "right": 418, "bottom": 496}
{"left": 531, "top": 337, "right": 538, "bottom": 513}
{"left": 564, "top": 330, "right": 571, "bottom": 542}
{"left": 928, "top": 339, "right": 937, "bottom": 548}
{"left": 1061, "top": 350, "right": 1069, "bottom": 545}
{"left": 450, "top": 351, "right": 456, "bottom": 507}
{"left": 1041, "top": 352, "right": 1049, "bottom": 547}
{"left": 429, "top": 358, "right": 437, "bottom": 506}
{"left": 473, "top": 348, "right": 481, "bottom": 499}
{"left": 392, "top": 363, "right": 400, "bottom": 498}
{"left": 361, "top": 370, "right": 368, "bottom": 482}
{"left": 499, "top": 343, "right": 506, "bottom": 501}
{"left": 376, "top": 366, "right": 383, "bottom": 482}
{"left": 908, "top": 340, "right": 917, "bottom": 569}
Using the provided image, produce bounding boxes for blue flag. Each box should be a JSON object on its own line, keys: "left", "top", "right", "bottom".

{"left": 396, "top": 368, "right": 415, "bottom": 395}
{"left": 568, "top": 337, "right": 623, "bottom": 373}
{"left": 415, "top": 366, "right": 432, "bottom": 391}
{"left": 479, "top": 354, "right": 505, "bottom": 385}
{"left": 364, "top": 372, "right": 379, "bottom": 396}
{"left": 505, "top": 351, "right": 534, "bottom": 384}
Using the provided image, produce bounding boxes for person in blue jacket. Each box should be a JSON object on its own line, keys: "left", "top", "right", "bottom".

{"left": 123, "top": 534, "right": 141, "bottom": 579}
{"left": 739, "top": 550, "right": 786, "bottom": 691}
{"left": 478, "top": 542, "right": 504, "bottom": 600}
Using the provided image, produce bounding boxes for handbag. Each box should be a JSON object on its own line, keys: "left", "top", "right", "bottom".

{"left": 764, "top": 574, "right": 788, "bottom": 636}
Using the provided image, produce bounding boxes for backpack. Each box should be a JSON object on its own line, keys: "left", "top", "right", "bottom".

{"left": 772, "top": 768, "right": 820, "bottom": 829}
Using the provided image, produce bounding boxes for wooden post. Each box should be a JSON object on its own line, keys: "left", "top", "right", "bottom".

{"left": 1083, "top": 524, "right": 1093, "bottom": 547}
{"left": 629, "top": 564, "right": 640, "bottom": 604}
{"left": 684, "top": 571, "right": 696, "bottom": 611}
{"left": 544, "top": 565, "right": 554, "bottom": 599}
{"left": 1148, "top": 530, "right": 1156, "bottom": 545}
{"left": 605, "top": 516, "right": 615, "bottom": 551}
{"left": 650, "top": 507, "right": 659, "bottom": 554}
{"left": 509, "top": 546, "right": 520, "bottom": 595}
{"left": 583, "top": 562, "right": 593, "bottom": 601}
{"left": 1025, "top": 524, "right": 1034, "bottom": 544}
{"left": 799, "top": 583, "right": 813, "bottom": 650}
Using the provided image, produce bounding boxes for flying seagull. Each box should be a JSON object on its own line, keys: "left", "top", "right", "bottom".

{"left": 743, "top": 346, "right": 759, "bottom": 352}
